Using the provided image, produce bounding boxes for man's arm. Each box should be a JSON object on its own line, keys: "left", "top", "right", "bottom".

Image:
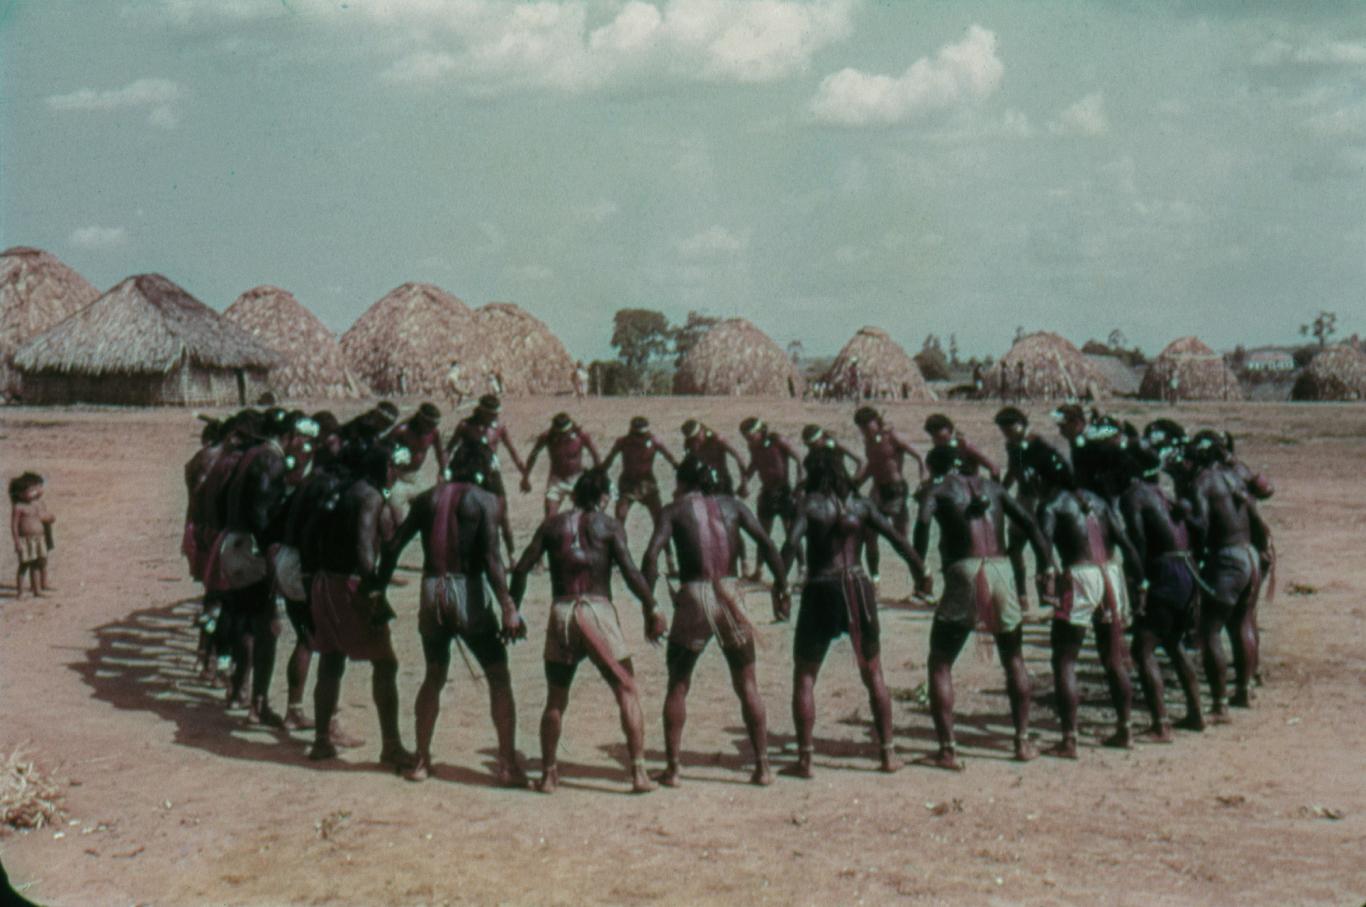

{"left": 655, "top": 436, "right": 680, "bottom": 469}
{"left": 476, "top": 494, "right": 523, "bottom": 640}
{"left": 509, "top": 523, "right": 547, "bottom": 606}
{"left": 500, "top": 427, "right": 529, "bottom": 476}
{"left": 783, "top": 505, "right": 808, "bottom": 575}
{"left": 1002, "top": 490, "right": 1055, "bottom": 574}
{"left": 865, "top": 502, "right": 928, "bottom": 587}
{"left": 602, "top": 438, "right": 624, "bottom": 472}
{"left": 355, "top": 487, "right": 384, "bottom": 589}
{"left": 377, "top": 493, "right": 426, "bottom": 585}
{"left": 836, "top": 441, "right": 864, "bottom": 474}
{"left": 1118, "top": 491, "right": 1148, "bottom": 563}
{"left": 583, "top": 433, "right": 602, "bottom": 467}
{"left": 248, "top": 457, "right": 286, "bottom": 541}
{"left": 1104, "top": 503, "right": 1145, "bottom": 586}
{"left": 959, "top": 438, "right": 1000, "bottom": 481}
{"left": 1184, "top": 475, "right": 1211, "bottom": 554}
{"left": 736, "top": 501, "right": 788, "bottom": 591}
{"left": 520, "top": 434, "right": 547, "bottom": 492}
{"left": 434, "top": 432, "right": 449, "bottom": 474}
{"left": 719, "top": 438, "right": 749, "bottom": 494}
{"left": 779, "top": 438, "right": 804, "bottom": 483}
{"left": 641, "top": 506, "right": 675, "bottom": 592}
{"left": 912, "top": 489, "right": 938, "bottom": 562}
{"left": 607, "top": 516, "right": 666, "bottom": 641}
{"left": 893, "top": 431, "right": 926, "bottom": 478}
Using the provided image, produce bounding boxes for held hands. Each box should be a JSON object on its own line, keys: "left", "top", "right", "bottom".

{"left": 519, "top": 475, "right": 532, "bottom": 494}
{"left": 645, "top": 608, "right": 668, "bottom": 644}
{"left": 1036, "top": 569, "right": 1058, "bottom": 604}
{"left": 914, "top": 575, "right": 935, "bottom": 601}
{"left": 499, "top": 608, "right": 527, "bottom": 644}
{"left": 770, "top": 587, "right": 792, "bottom": 622}
{"left": 737, "top": 482, "right": 750, "bottom": 499}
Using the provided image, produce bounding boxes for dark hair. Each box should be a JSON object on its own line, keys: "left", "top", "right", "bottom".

{"left": 994, "top": 406, "right": 1027, "bottom": 429}
{"left": 356, "top": 440, "right": 397, "bottom": 488}
{"left": 449, "top": 441, "right": 492, "bottom": 485}
{"left": 376, "top": 400, "right": 400, "bottom": 420}
{"left": 803, "top": 446, "right": 851, "bottom": 497}
{"left": 572, "top": 467, "right": 612, "bottom": 511}
{"left": 800, "top": 424, "right": 825, "bottom": 445}
{"left": 676, "top": 454, "right": 718, "bottom": 494}
{"left": 198, "top": 416, "right": 224, "bottom": 446}
{"left": 1024, "top": 441, "right": 1075, "bottom": 490}
{"left": 477, "top": 394, "right": 501, "bottom": 413}
{"left": 681, "top": 418, "right": 701, "bottom": 437}
{"left": 853, "top": 406, "right": 880, "bottom": 427}
{"left": 924, "top": 413, "right": 954, "bottom": 435}
{"left": 739, "top": 416, "right": 763, "bottom": 434}
{"left": 9, "top": 471, "right": 43, "bottom": 503}
{"left": 416, "top": 402, "right": 442, "bottom": 423}
{"left": 312, "top": 410, "right": 340, "bottom": 436}
{"left": 630, "top": 416, "right": 649, "bottom": 432}
{"left": 1188, "top": 429, "right": 1228, "bottom": 466}
{"left": 926, "top": 445, "right": 961, "bottom": 477}
{"left": 551, "top": 412, "right": 573, "bottom": 431}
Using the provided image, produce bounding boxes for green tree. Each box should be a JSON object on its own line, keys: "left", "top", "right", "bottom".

{"left": 1300, "top": 310, "right": 1338, "bottom": 347}
{"left": 610, "top": 308, "right": 671, "bottom": 391}
{"left": 670, "top": 311, "right": 720, "bottom": 367}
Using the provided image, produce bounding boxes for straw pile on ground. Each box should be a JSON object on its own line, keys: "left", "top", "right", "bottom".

{"left": 1291, "top": 344, "right": 1366, "bottom": 401}
{"left": 1140, "top": 336, "right": 1243, "bottom": 401}
{"left": 340, "top": 283, "right": 480, "bottom": 396}
{"left": 1, "top": 747, "right": 64, "bottom": 833}
{"left": 673, "top": 318, "right": 803, "bottom": 396}
{"left": 823, "top": 326, "right": 935, "bottom": 401}
{"left": 474, "top": 302, "right": 574, "bottom": 396}
{"left": 1, "top": 246, "right": 101, "bottom": 399}
{"left": 225, "top": 286, "right": 367, "bottom": 400}
{"left": 985, "top": 331, "right": 1109, "bottom": 400}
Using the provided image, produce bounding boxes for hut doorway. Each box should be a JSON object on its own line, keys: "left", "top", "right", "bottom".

{"left": 235, "top": 369, "right": 246, "bottom": 405}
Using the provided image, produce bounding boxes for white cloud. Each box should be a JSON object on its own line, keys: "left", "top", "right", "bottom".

{"left": 677, "top": 225, "right": 749, "bottom": 257}
{"left": 1254, "top": 37, "right": 1366, "bottom": 67}
{"left": 149, "top": 0, "right": 854, "bottom": 94}
{"left": 505, "top": 263, "right": 555, "bottom": 281}
{"left": 69, "top": 226, "right": 128, "bottom": 249}
{"left": 46, "top": 78, "right": 185, "bottom": 129}
{"left": 808, "top": 24, "right": 1002, "bottom": 126}
{"left": 1049, "top": 92, "right": 1108, "bottom": 137}
{"left": 1305, "top": 101, "right": 1366, "bottom": 137}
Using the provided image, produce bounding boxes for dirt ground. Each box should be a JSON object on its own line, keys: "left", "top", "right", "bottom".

{"left": 1, "top": 397, "right": 1363, "bottom": 906}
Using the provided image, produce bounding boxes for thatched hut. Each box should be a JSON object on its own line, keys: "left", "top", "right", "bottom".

{"left": 1, "top": 247, "right": 101, "bottom": 399}
{"left": 14, "top": 274, "right": 277, "bottom": 406}
{"left": 340, "top": 282, "right": 479, "bottom": 396}
{"left": 225, "top": 286, "right": 367, "bottom": 400}
{"left": 673, "top": 318, "right": 804, "bottom": 397}
{"left": 985, "top": 331, "right": 1109, "bottom": 400}
{"left": 473, "top": 302, "right": 575, "bottom": 396}
{"left": 823, "top": 327, "right": 935, "bottom": 401}
{"left": 1140, "top": 337, "right": 1242, "bottom": 401}
{"left": 1084, "top": 354, "right": 1143, "bottom": 397}
{"left": 1291, "top": 344, "right": 1366, "bottom": 401}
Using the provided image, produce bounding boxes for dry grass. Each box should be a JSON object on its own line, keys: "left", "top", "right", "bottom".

{"left": 225, "top": 286, "right": 368, "bottom": 400}
{"left": 1, "top": 246, "right": 101, "bottom": 397}
{"left": 473, "top": 302, "right": 575, "bottom": 396}
{"left": 1292, "top": 344, "right": 1366, "bottom": 401}
{"left": 823, "top": 327, "right": 935, "bottom": 401}
{"left": 13, "top": 274, "right": 278, "bottom": 376}
{"left": 340, "top": 282, "right": 480, "bottom": 396}
{"left": 1140, "top": 336, "right": 1243, "bottom": 401}
{"left": 673, "top": 317, "right": 803, "bottom": 397}
{"left": 0, "top": 747, "right": 64, "bottom": 833}
{"left": 985, "top": 331, "right": 1109, "bottom": 400}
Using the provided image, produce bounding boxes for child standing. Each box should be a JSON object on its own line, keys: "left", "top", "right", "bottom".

{"left": 10, "top": 472, "right": 55, "bottom": 598}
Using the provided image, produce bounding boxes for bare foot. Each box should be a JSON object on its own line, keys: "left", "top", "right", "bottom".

{"left": 494, "top": 759, "right": 528, "bottom": 789}
{"left": 1045, "top": 737, "right": 1078, "bottom": 760}
{"left": 379, "top": 744, "right": 417, "bottom": 772}
{"left": 283, "top": 707, "right": 314, "bottom": 731}
{"left": 654, "top": 765, "right": 681, "bottom": 788}
{"left": 1230, "top": 689, "right": 1254, "bottom": 708}
{"left": 1175, "top": 713, "right": 1206, "bottom": 732}
{"left": 248, "top": 701, "right": 286, "bottom": 729}
{"left": 914, "top": 749, "right": 964, "bottom": 772}
{"left": 535, "top": 765, "right": 559, "bottom": 794}
{"left": 1014, "top": 738, "right": 1038, "bottom": 762}
{"left": 404, "top": 759, "right": 431, "bottom": 782}
{"left": 1102, "top": 727, "right": 1133, "bottom": 750}
{"left": 878, "top": 747, "right": 903, "bottom": 774}
{"left": 779, "top": 757, "right": 814, "bottom": 779}
{"left": 1141, "top": 723, "right": 1174, "bottom": 743}
{"left": 630, "top": 764, "right": 657, "bottom": 794}
{"left": 329, "top": 721, "right": 366, "bottom": 749}
{"left": 1210, "top": 705, "right": 1232, "bottom": 725}
{"left": 307, "top": 740, "right": 339, "bottom": 762}
{"left": 750, "top": 761, "right": 773, "bottom": 786}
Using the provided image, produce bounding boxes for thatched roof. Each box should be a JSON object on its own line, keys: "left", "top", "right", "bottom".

{"left": 985, "top": 332, "right": 1109, "bottom": 400}
{"left": 1, "top": 247, "right": 101, "bottom": 394}
{"left": 1139, "top": 336, "right": 1242, "bottom": 401}
{"left": 673, "top": 318, "right": 804, "bottom": 396}
{"left": 823, "top": 327, "right": 935, "bottom": 401}
{"left": 1084, "top": 354, "right": 1142, "bottom": 397}
{"left": 473, "top": 302, "right": 574, "bottom": 396}
{"left": 225, "top": 286, "right": 368, "bottom": 400}
{"left": 1292, "top": 344, "right": 1366, "bottom": 401}
{"left": 340, "top": 282, "right": 479, "bottom": 395}
{"left": 14, "top": 274, "right": 278, "bottom": 375}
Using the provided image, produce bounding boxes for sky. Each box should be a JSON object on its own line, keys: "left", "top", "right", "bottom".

{"left": 2, "top": 0, "right": 1364, "bottom": 361}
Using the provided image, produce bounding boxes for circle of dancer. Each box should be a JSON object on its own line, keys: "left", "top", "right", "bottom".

{"left": 180, "top": 395, "right": 1275, "bottom": 790}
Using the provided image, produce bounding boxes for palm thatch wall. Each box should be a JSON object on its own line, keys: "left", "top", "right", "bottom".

{"left": 225, "top": 285, "right": 367, "bottom": 400}
{"left": 340, "top": 282, "right": 480, "bottom": 396}
{"left": 673, "top": 318, "right": 804, "bottom": 397}
{"left": 474, "top": 302, "right": 575, "bottom": 396}
{"left": 1292, "top": 344, "right": 1366, "bottom": 401}
{"left": 14, "top": 273, "right": 276, "bottom": 406}
{"left": 1, "top": 247, "right": 101, "bottom": 399}
{"left": 823, "top": 327, "right": 935, "bottom": 401}
{"left": 1139, "top": 336, "right": 1243, "bottom": 401}
{"left": 985, "top": 331, "right": 1109, "bottom": 400}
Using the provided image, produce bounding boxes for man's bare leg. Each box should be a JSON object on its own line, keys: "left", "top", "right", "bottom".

{"left": 1047, "top": 621, "right": 1084, "bottom": 758}
{"left": 863, "top": 528, "right": 881, "bottom": 584}
{"left": 724, "top": 642, "right": 771, "bottom": 785}
{"left": 781, "top": 659, "right": 822, "bottom": 778}
{"left": 1229, "top": 592, "right": 1259, "bottom": 708}
{"left": 484, "top": 662, "right": 524, "bottom": 787}
{"left": 997, "top": 628, "right": 1037, "bottom": 760}
{"left": 247, "top": 605, "right": 284, "bottom": 728}
{"left": 1095, "top": 617, "right": 1133, "bottom": 749}
{"left": 918, "top": 620, "right": 967, "bottom": 770}
{"left": 372, "top": 656, "right": 415, "bottom": 771}
{"left": 407, "top": 656, "right": 448, "bottom": 782}
{"left": 14, "top": 566, "right": 25, "bottom": 599}
{"left": 1131, "top": 627, "right": 1173, "bottom": 741}
{"left": 285, "top": 639, "right": 314, "bottom": 729}
{"left": 309, "top": 652, "right": 346, "bottom": 761}
{"left": 1163, "top": 634, "right": 1204, "bottom": 731}
{"left": 537, "top": 663, "right": 574, "bottom": 793}
{"left": 858, "top": 653, "right": 901, "bottom": 773}
{"left": 658, "top": 644, "right": 697, "bottom": 787}
{"left": 1200, "top": 601, "right": 1232, "bottom": 722}
{"left": 593, "top": 656, "right": 654, "bottom": 793}
{"left": 37, "top": 561, "right": 53, "bottom": 592}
